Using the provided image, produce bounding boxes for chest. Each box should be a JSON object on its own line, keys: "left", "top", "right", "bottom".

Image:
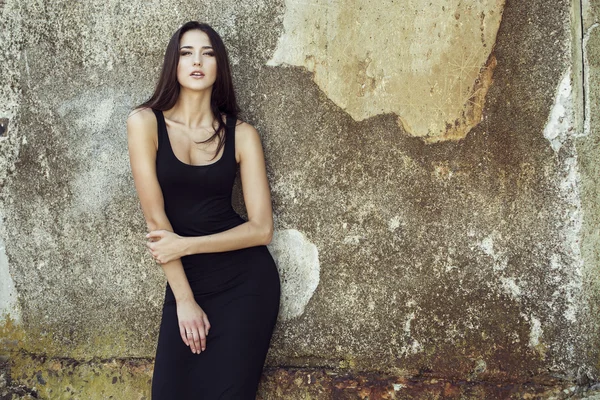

{"left": 165, "top": 122, "right": 225, "bottom": 167}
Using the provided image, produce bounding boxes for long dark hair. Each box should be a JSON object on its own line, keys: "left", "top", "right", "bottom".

{"left": 135, "top": 21, "right": 240, "bottom": 159}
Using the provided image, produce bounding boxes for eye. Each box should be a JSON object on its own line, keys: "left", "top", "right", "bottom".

{"left": 180, "top": 51, "right": 192, "bottom": 56}
{"left": 203, "top": 52, "right": 215, "bottom": 56}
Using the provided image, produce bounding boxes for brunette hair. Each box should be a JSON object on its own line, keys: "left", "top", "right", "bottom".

{"left": 135, "top": 21, "right": 240, "bottom": 159}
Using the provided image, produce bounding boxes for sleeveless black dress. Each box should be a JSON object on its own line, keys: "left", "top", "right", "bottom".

{"left": 150, "top": 109, "right": 281, "bottom": 399}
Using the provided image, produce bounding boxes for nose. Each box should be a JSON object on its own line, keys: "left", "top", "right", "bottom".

{"left": 193, "top": 53, "right": 202, "bottom": 66}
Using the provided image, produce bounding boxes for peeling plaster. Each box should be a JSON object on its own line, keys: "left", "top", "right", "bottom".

{"left": 542, "top": 67, "right": 584, "bottom": 327}
{"left": 267, "top": 229, "right": 320, "bottom": 321}
{"left": 500, "top": 276, "right": 521, "bottom": 300}
{"left": 399, "top": 302, "right": 422, "bottom": 356}
{"left": 476, "top": 232, "right": 508, "bottom": 271}
{"left": 388, "top": 215, "right": 404, "bottom": 232}
{"left": 543, "top": 69, "right": 575, "bottom": 152}
{"left": 403, "top": 312, "right": 415, "bottom": 335}
{"left": 268, "top": 0, "right": 505, "bottom": 141}
{"left": 529, "top": 315, "right": 542, "bottom": 348}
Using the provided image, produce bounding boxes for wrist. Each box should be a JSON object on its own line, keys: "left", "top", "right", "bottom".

{"left": 175, "top": 292, "right": 195, "bottom": 304}
{"left": 185, "top": 236, "right": 208, "bottom": 255}
{"left": 181, "top": 236, "right": 193, "bottom": 257}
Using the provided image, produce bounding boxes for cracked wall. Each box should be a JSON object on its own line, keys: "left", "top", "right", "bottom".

{"left": 1, "top": 0, "right": 600, "bottom": 398}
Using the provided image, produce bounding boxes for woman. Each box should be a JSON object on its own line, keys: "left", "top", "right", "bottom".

{"left": 126, "top": 21, "right": 281, "bottom": 399}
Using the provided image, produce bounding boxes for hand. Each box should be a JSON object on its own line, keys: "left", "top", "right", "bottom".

{"left": 146, "top": 230, "right": 186, "bottom": 264}
{"left": 177, "top": 298, "right": 211, "bottom": 354}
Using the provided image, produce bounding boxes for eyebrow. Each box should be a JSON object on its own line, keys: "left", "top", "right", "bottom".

{"left": 180, "top": 45, "right": 213, "bottom": 50}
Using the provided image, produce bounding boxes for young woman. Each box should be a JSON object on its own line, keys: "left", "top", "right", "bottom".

{"left": 126, "top": 21, "right": 281, "bottom": 399}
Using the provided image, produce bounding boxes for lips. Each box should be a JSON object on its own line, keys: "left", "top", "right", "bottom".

{"left": 190, "top": 70, "right": 204, "bottom": 77}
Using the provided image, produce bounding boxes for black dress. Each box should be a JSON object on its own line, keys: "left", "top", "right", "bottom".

{"left": 150, "top": 109, "right": 281, "bottom": 399}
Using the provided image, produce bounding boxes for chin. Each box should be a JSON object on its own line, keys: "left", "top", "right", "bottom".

{"left": 180, "top": 83, "right": 215, "bottom": 92}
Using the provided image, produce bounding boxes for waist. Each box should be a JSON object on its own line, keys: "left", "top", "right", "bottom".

{"left": 180, "top": 245, "right": 272, "bottom": 270}
{"left": 167, "top": 210, "right": 245, "bottom": 236}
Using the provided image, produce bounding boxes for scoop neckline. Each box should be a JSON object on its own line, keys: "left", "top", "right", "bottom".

{"left": 160, "top": 110, "right": 226, "bottom": 168}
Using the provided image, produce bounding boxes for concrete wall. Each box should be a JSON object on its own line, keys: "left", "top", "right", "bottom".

{"left": 1, "top": 0, "right": 600, "bottom": 398}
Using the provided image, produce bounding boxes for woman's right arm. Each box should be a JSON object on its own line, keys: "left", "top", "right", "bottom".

{"left": 126, "top": 108, "right": 210, "bottom": 354}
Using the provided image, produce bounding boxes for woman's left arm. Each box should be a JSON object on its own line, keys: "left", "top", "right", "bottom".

{"left": 146, "top": 122, "right": 273, "bottom": 263}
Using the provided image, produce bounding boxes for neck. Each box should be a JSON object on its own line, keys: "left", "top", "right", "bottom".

{"left": 167, "top": 87, "right": 214, "bottom": 128}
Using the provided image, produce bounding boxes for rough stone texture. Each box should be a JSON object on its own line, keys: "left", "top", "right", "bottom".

{"left": 256, "top": 368, "right": 600, "bottom": 399}
{"left": 579, "top": 0, "right": 600, "bottom": 387}
{"left": 0, "top": 0, "right": 23, "bottom": 328}
{"left": 0, "top": 352, "right": 153, "bottom": 400}
{"left": 584, "top": 0, "right": 600, "bottom": 30}
{"left": 1, "top": 0, "right": 600, "bottom": 398}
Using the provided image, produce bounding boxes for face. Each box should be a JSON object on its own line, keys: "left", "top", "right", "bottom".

{"left": 177, "top": 29, "right": 217, "bottom": 92}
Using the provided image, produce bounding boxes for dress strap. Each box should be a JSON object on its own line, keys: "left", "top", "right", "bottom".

{"left": 151, "top": 108, "right": 167, "bottom": 150}
{"left": 225, "top": 114, "right": 236, "bottom": 162}
{"left": 225, "top": 114, "right": 236, "bottom": 136}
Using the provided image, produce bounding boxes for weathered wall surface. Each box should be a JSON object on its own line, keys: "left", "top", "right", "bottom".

{"left": 1, "top": 0, "right": 600, "bottom": 398}
{"left": 267, "top": 0, "right": 504, "bottom": 141}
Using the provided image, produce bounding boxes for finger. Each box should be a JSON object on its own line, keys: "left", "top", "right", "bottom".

{"left": 196, "top": 321, "right": 206, "bottom": 351}
{"left": 193, "top": 329, "right": 202, "bottom": 353}
{"left": 179, "top": 324, "right": 189, "bottom": 346}
{"left": 203, "top": 315, "right": 211, "bottom": 336}
{"left": 148, "top": 250, "right": 161, "bottom": 261}
{"left": 146, "top": 230, "right": 164, "bottom": 239}
{"left": 199, "top": 328, "right": 207, "bottom": 352}
{"left": 187, "top": 328, "right": 197, "bottom": 353}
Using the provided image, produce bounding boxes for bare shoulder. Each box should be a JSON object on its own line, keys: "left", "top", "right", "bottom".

{"left": 233, "top": 119, "right": 263, "bottom": 163}
{"left": 233, "top": 119, "right": 260, "bottom": 142}
{"left": 127, "top": 107, "right": 156, "bottom": 128}
{"left": 126, "top": 107, "right": 158, "bottom": 143}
